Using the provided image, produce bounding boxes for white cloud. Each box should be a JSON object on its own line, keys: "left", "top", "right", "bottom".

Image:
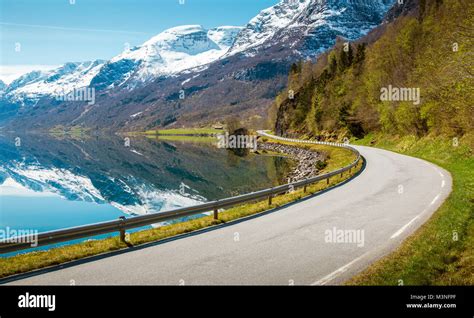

{"left": 0, "top": 65, "right": 59, "bottom": 84}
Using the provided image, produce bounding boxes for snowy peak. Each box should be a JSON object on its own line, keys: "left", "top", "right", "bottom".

{"left": 113, "top": 25, "right": 244, "bottom": 63}
{"left": 227, "top": 0, "right": 312, "bottom": 55}
{"left": 0, "top": 80, "right": 6, "bottom": 100}
{"left": 228, "top": 0, "right": 394, "bottom": 56}
{"left": 94, "top": 24, "right": 242, "bottom": 89}
{"left": 3, "top": 60, "right": 106, "bottom": 106}
{"left": 7, "top": 70, "right": 45, "bottom": 92}
{"left": 208, "top": 26, "right": 244, "bottom": 49}
{"left": 113, "top": 25, "right": 219, "bottom": 63}
{"left": 43, "top": 60, "right": 104, "bottom": 85}
{"left": 144, "top": 25, "right": 220, "bottom": 54}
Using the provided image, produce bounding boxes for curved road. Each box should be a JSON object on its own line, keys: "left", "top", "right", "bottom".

{"left": 7, "top": 143, "right": 451, "bottom": 285}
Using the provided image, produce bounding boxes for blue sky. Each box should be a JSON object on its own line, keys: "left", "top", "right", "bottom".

{"left": 0, "top": 0, "right": 278, "bottom": 83}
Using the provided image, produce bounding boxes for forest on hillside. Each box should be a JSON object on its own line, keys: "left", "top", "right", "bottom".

{"left": 273, "top": 0, "right": 473, "bottom": 141}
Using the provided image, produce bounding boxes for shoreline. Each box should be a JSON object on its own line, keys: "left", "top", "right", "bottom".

{"left": 258, "top": 142, "right": 327, "bottom": 182}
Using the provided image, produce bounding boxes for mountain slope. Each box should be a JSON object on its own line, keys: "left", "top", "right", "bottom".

{"left": 2, "top": 0, "right": 396, "bottom": 131}
{"left": 274, "top": 0, "right": 473, "bottom": 138}
{"left": 113, "top": 0, "right": 395, "bottom": 130}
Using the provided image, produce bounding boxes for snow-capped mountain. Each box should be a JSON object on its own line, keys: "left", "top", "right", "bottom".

{"left": 87, "top": 25, "right": 243, "bottom": 90}
{"left": 0, "top": 80, "right": 6, "bottom": 94}
{"left": 208, "top": 26, "right": 244, "bottom": 49}
{"left": 2, "top": 0, "right": 398, "bottom": 130}
{"left": 228, "top": 0, "right": 394, "bottom": 57}
{"left": 3, "top": 60, "right": 105, "bottom": 106}
{"left": 0, "top": 80, "right": 6, "bottom": 107}
{"left": 1, "top": 25, "right": 242, "bottom": 105}
{"left": 227, "top": 0, "right": 312, "bottom": 55}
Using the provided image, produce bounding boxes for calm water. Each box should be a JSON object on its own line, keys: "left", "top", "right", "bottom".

{"left": 0, "top": 133, "right": 292, "bottom": 254}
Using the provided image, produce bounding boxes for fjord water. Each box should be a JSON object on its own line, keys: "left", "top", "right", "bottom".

{"left": 0, "top": 133, "right": 292, "bottom": 254}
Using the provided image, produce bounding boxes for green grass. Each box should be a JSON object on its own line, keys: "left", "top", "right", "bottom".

{"left": 0, "top": 139, "right": 359, "bottom": 279}
{"left": 347, "top": 133, "right": 474, "bottom": 285}
{"left": 49, "top": 125, "right": 91, "bottom": 138}
{"left": 145, "top": 135, "right": 217, "bottom": 143}
{"left": 142, "top": 127, "right": 223, "bottom": 136}
{"left": 48, "top": 125, "right": 90, "bottom": 140}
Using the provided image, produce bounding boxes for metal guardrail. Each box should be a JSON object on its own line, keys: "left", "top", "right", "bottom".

{"left": 0, "top": 132, "right": 361, "bottom": 254}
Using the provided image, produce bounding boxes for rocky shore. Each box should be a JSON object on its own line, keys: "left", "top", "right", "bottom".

{"left": 258, "top": 142, "right": 327, "bottom": 182}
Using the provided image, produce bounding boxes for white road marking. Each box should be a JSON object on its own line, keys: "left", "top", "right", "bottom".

{"left": 311, "top": 252, "right": 371, "bottom": 286}
{"left": 262, "top": 130, "right": 451, "bottom": 285}
{"left": 390, "top": 193, "right": 441, "bottom": 240}
{"left": 310, "top": 142, "right": 449, "bottom": 285}
{"left": 424, "top": 161, "right": 445, "bottom": 179}
{"left": 431, "top": 194, "right": 440, "bottom": 205}
{"left": 390, "top": 215, "right": 421, "bottom": 239}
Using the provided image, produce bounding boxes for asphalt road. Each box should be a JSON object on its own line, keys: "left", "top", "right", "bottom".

{"left": 7, "top": 144, "right": 452, "bottom": 285}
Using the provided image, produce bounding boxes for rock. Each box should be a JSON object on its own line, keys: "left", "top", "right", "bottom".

{"left": 258, "top": 142, "right": 325, "bottom": 182}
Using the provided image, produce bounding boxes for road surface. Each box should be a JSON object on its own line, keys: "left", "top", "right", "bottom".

{"left": 6, "top": 144, "right": 451, "bottom": 285}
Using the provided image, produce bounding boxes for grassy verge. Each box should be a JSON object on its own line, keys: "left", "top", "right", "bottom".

{"left": 347, "top": 133, "right": 473, "bottom": 285}
{"left": 0, "top": 139, "right": 359, "bottom": 279}
{"left": 140, "top": 127, "right": 223, "bottom": 136}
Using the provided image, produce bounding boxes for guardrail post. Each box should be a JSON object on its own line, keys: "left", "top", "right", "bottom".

{"left": 119, "top": 216, "right": 126, "bottom": 243}
{"left": 327, "top": 177, "right": 330, "bottom": 185}
{"left": 213, "top": 209, "right": 218, "bottom": 220}
{"left": 304, "top": 185, "right": 307, "bottom": 193}
{"left": 268, "top": 195, "right": 273, "bottom": 206}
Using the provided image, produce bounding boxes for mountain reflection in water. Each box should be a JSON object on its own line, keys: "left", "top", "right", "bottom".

{"left": 0, "top": 133, "right": 293, "bottom": 234}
